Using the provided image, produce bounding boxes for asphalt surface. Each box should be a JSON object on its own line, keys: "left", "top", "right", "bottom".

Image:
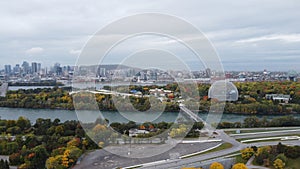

{"left": 74, "top": 128, "right": 300, "bottom": 169}
{"left": 74, "top": 142, "right": 221, "bottom": 169}
{"left": 141, "top": 140, "right": 300, "bottom": 169}
{"left": 231, "top": 129, "right": 300, "bottom": 139}
{"left": 74, "top": 107, "right": 300, "bottom": 169}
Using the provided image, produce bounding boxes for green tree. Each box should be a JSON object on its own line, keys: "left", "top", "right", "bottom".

{"left": 16, "top": 116, "right": 31, "bottom": 131}
{"left": 276, "top": 153, "right": 287, "bottom": 163}
{"left": 46, "top": 155, "right": 64, "bottom": 169}
{"left": 29, "top": 145, "right": 49, "bottom": 169}
{"left": 243, "top": 116, "right": 260, "bottom": 128}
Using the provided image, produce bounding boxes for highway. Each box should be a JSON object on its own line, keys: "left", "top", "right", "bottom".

{"left": 230, "top": 129, "right": 300, "bottom": 139}
{"left": 140, "top": 140, "right": 300, "bottom": 169}
{"left": 74, "top": 105, "right": 300, "bottom": 169}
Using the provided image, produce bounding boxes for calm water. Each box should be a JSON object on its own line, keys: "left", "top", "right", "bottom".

{"left": 8, "top": 82, "right": 169, "bottom": 91}
{"left": 0, "top": 107, "right": 298, "bottom": 124}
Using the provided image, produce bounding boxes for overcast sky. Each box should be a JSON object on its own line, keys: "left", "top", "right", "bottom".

{"left": 0, "top": 0, "right": 300, "bottom": 71}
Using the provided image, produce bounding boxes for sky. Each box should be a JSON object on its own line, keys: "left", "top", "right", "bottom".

{"left": 0, "top": 0, "right": 300, "bottom": 71}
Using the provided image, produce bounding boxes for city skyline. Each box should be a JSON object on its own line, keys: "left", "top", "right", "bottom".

{"left": 1, "top": 60, "right": 299, "bottom": 74}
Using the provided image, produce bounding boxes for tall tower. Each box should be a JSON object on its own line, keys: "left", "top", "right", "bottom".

{"left": 31, "top": 62, "right": 38, "bottom": 74}
{"left": 4, "top": 65, "right": 11, "bottom": 75}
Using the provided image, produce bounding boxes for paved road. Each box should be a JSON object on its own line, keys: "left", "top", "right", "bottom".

{"left": 74, "top": 105, "right": 300, "bottom": 169}
{"left": 141, "top": 140, "right": 300, "bottom": 169}
{"left": 231, "top": 129, "right": 300, "bottom": 139}
{"left": 74, "top": 142, "right": 221, "bottom": 169}
{"left": 74, "top": 128, "right": 300, "bottom": 169}
{"left": 223, "top": 126, "right": 300, "bottom": 132}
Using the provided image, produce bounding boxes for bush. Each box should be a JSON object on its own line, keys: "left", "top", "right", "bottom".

{"left": 241, "top": 147, "right": 255, "bottom": 160}
{"left": 276, "top": 153, "right": 287, "bottom": 163}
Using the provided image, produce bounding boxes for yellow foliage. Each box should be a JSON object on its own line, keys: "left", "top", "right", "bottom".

{"left": 46, "top": 155, "right": 63, "bottom": 169}
{"left": 241, "top": 147, "right": 255, "bottom": 160}
{"left": 92, "top": 124, "right": 107, "bottom": 133}
{"left": 169, "top": 124, "right": 188, "bottom": 138}
{"left": 62, "top": 149, "right": 70, "bottom": 167}
{"left": 98, "top": 141, "right": 105, "bottom": 148}
{"left": 210, "top": 162, "right": 224, "bottom": 169}
{"left": 231, "top": 163, "right": 248, "bottom": 169}
{"left": 273, "top": 158, "right": 285, "bottom": 169}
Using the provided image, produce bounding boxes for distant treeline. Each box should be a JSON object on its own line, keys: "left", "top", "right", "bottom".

{"left": 0, "top": 81, "right": 300, "bottom": 114}
{"left": 217, "top": 115, "right": 300, "bottom": 129}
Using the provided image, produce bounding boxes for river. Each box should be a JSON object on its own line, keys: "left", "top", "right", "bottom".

{"left": 0, "top": 107, "right": 298, "bottom": 124}
{"left": 7, "top": 82, "right": 170, "bottom": 91}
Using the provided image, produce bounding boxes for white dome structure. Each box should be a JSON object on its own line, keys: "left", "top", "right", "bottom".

{"left": 208, "top": 80, "right": 239, "bottom": 101}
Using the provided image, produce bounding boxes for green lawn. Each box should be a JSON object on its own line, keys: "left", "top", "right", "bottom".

{"left": 204, "top": 142, "right": 233, "bottom": 154}
{"left": 286, "top": 157, "right": 300, "bottom": 169}
{"left": 181, "top": 142, "right": 233, "bottom": 159}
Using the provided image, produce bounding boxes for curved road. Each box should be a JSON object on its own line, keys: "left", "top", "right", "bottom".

{"left": 74, "top": 106, "right": 300, "bottom": 169}
{"left": 141, "top": 140, "right": 300, "bottom": 169}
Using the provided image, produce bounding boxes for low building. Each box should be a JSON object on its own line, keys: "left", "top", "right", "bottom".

{"left": 265, "top": 94, "right": 291, "bottom": 103}
{"left": 149, "top": 88, "right": 172, "bottom": 97}
{"left": 128, "top": 129, "right": 149, "bottom": 137}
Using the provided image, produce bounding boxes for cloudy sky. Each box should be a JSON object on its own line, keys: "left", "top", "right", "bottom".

{"left": 0, "top": 0, "right": 299, "bottom": 71}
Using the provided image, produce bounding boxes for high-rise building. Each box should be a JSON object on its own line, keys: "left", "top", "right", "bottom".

{"left": 13, "top": 64, "right": 20, "bottom": 75}
{"left": 53, "top": 63, "right": 62, "bottom": 75}
{"left": 4, "top": 65, "right": 11, "bottom": 75}
{"left": 37, "top": 63, "right": 41, "bottom": 73}
{"left": 150, "top": 71, "right": 158, "bottom": 81}
{"left": 22, "top": 61, "right": 30, "bottom": 74}
{"left": 31, "top": 62, "right": 38, "bottom": 74}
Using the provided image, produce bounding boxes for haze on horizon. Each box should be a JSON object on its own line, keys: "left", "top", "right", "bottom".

{"left": 0, "top": 0, "right": 300, "bottom": 72}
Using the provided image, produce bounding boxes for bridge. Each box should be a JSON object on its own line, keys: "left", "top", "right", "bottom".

{"left": 179, "top": 104, "right": 214, "bottom": 132}
{"left": 69, "top": 89, "right": 141, "bottom": 97}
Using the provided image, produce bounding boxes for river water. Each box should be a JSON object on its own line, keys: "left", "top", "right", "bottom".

{"left": 4, "top": 86, "right": 300, "bottom": 124}
{"left": 0, "top": 107, "right": 298, "bottom": 124}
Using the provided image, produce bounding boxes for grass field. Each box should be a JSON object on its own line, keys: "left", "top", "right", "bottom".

{"left": 181, "top": 142, "right": 233, "bottom": 159}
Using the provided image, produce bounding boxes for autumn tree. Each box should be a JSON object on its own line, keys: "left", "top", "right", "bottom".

{"left": 210, "top": 162, "right": 224, "bottom": 169}
{"left": 30, "top": 145, "right": 49, "bottom": 169}
{"left": 46, "top": 155, "right": 64, "bottom": 169}
{"left": 169, "top": 124, "right": 188, "bottom": 138}
{"left": 231, "top": 163, "right": 248, "bottom": 169}
{"left": 241, "top": 147, "right": 255, "bottom": 160}
{"left": 273, "top": 159, "right": 285, "bottom": 169}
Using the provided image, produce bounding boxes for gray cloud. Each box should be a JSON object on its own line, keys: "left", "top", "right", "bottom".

{"left": 0, "top": 0, "right": 299, "bottom": 71}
